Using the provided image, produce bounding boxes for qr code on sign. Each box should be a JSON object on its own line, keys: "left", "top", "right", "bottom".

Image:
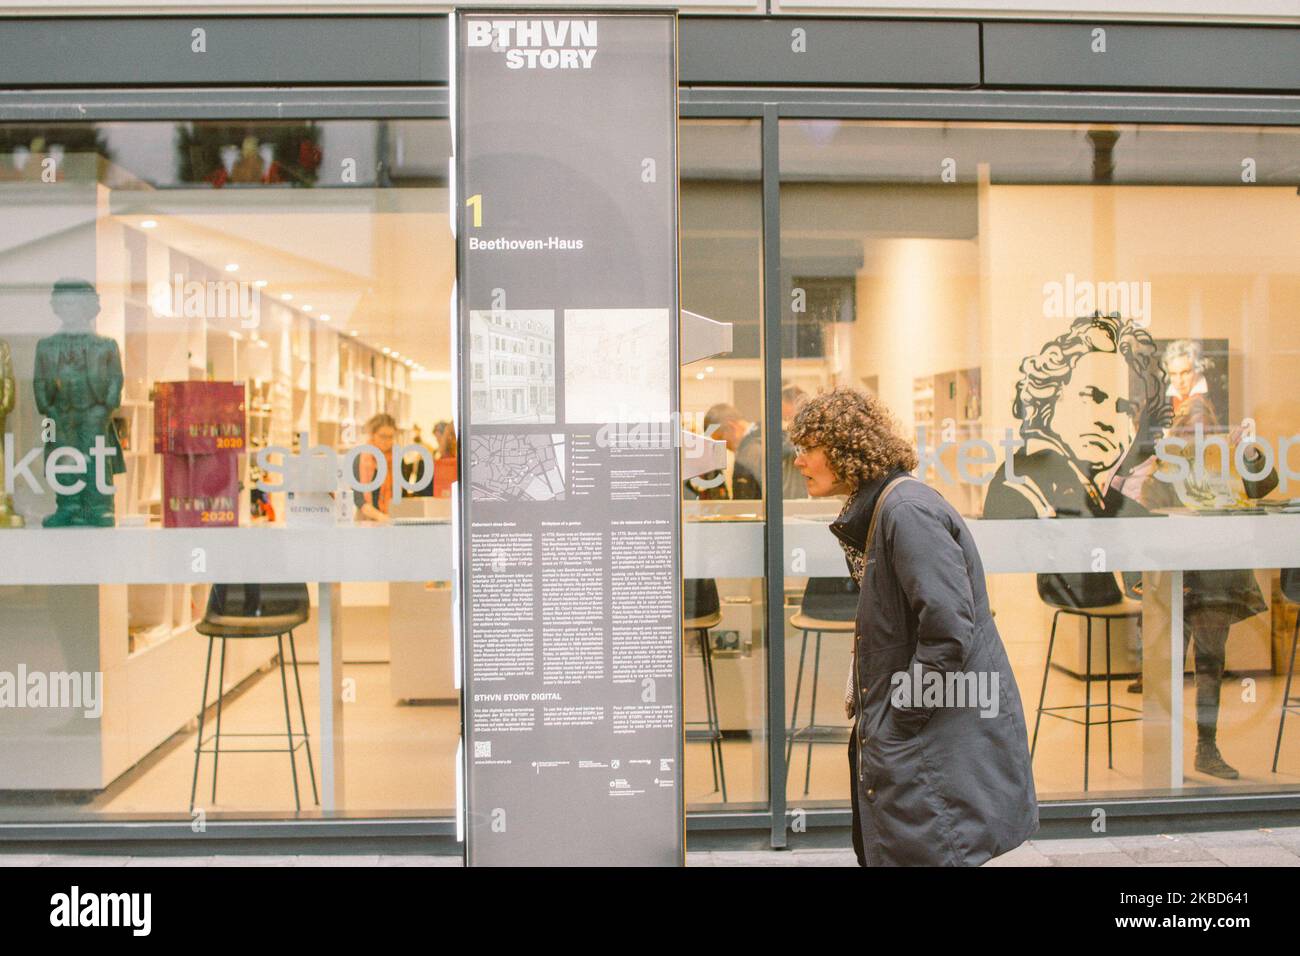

{"left": 474, "top": 741, "right": 492, "bottom": 758}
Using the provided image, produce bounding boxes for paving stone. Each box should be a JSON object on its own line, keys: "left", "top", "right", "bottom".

{"left": 377, "top": 855, "right": 459, "bottom": 867}
{"left": 1107, "top": 833, "right": 1188, "bottom": 848}
{"left": 124, "top": 857, "right": 213, "bottom": 867}
{"left": 1135, "top": 860, "right": 1226, "bottom": 867}
{"left": 1125, "top": 844, "right": 1217, "bottom": 864}
{"left": 1205, "top": 845, "right": 1300, "bottom": 867}
{"left": 1186, "top": 829, "right": 1276, "bottom": 848}
{"left": 707, "top": 850, "right": 797, "bottom": 867}
{"left": 982, "top": 844, "right": 1053, "bottom": 867}
{"left": 1262, "top": 828, "right": 1300, "bottom": 851}
{"left": 790, "top": 851, "right": 858, "bottom": 867}
{"left": 39, "top": 855, "right": 131, "bottom": 867}
{"left": 1045, "top": 851, "right": 1136, "bottom": 867}
{"left": 207, "top": 855, "right": 297, "bottom": 867}
{"left": 292, "top": 855, "right": 382, "bottom": 867}
{"left": 1031, "top": 837, "right": 1120, "bottom": 855}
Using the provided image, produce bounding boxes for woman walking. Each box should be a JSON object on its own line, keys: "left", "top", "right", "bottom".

{"left": 790, "top": 388, "right": 1038, "bottom": 866}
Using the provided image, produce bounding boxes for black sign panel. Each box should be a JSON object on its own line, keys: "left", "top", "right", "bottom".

{"left": 454, "top": 10, "right": 682, "bottom": 867}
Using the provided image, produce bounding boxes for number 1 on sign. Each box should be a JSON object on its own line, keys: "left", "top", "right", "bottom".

{"left": 466, "top": 194, "right": 483, "bottom": 227}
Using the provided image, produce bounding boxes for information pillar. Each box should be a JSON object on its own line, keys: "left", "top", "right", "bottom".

{"left": 454, "top": 10, "right": 683, "bottom": 866}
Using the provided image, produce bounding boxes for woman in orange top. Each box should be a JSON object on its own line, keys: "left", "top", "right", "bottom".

{"left": 433, "top": 421, "right": 458, "bottom": 498}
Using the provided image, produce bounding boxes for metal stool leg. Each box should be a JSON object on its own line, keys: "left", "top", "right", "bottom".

{"left": 804, "top": 631, "right": 825, "bottom": 796}
{"left": 1105, "top": 618, "right": 1115, "bottom": 770}
{"left": 1032, "top": 611, "right": 1061, "bottom": 760}
{"left": 288, "top": 631, "right": 319, "bottom": 804}
{"left": 211, "top": 637, "right": 228, "bottom": 804}
{"left": 190, "top": 636, "right": 215, "bottom": 813}
{"left": 786, "top": 629, "right": 810, "bottom": 772}
{"left": 699, "top": 627, "right": 727, "bottom": 801}
{"left": 1084, "top": 617, "right": 1093, "bottom": 792}
{"left": 276, "top": 634, "right": 303, "bottom": 811}
{"left": 1273, "top": 615, "right": 1300, "bottom": 772}
{"left": 696, "top": 629, "right": 718, "bottom": 793}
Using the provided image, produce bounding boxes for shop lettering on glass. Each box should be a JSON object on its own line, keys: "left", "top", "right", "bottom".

{"left": 254, "top": 433, "right": 433, "bottom": 497}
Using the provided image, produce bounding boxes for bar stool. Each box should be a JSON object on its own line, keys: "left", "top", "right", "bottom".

{"left": 190, "top": 583, "right": 319, "bottom": 812}
{"left": 1031, "top": 572, "right": 1142, "bottom": 791}
{"left": 786, "top": 577, "right": 858, "bottom": 796}
{"left": 1271, "top": 569, "right": 1300, "bottom": 772}
{"left": 684, "top": 578, "right": 726, "bottom": 802}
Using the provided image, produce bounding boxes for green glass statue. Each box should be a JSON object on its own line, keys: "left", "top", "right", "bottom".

{"left": 33, "top": 279, "right": 125, "bottom": 528}
{"left": 0, "top": 336, "right": 23, "bottom": 527}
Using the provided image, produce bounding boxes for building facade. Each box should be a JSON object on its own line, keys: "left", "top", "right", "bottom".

{"left": 0, "top": 4, "right": 1297, "bottom": 852}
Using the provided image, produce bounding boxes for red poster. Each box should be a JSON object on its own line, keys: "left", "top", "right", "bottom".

{"left": 154, "top": 382, "right": 247, "bottom": 527}
{"left": 162, "top": 454, "right": 239, "bottom": 528}
{"left": 153, "top": 382, "right": 246, "bottom": 455}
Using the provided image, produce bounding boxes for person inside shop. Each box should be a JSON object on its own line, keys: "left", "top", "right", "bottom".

{"left": 791, "top": 387, "right": 1038, "bottom": 866}
{"left": 433, "top": 421, "right": 458, "bottom": 498}
{"left": 401, "top": 421, "right": 434, "bottom": 497}
{"left": 683, "top": 417, "right": 732, "bottom": 501}
{"left": 703, "top": 403, "right": 763, "bottom": 500}
{"left": 1129, "top": 338, "right": 1278, "bottom": 778}
{"left": 781, "top": 384, "right": 809, "bottom": 500}
{"left": 353, "top": 412, "right": 398, "bottom": 523}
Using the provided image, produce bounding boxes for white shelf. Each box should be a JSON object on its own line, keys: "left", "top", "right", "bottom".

{"left": 0, "top": 524, "right": 454, "bottom": 585}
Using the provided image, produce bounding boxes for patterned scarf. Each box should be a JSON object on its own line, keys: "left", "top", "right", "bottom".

{"left": 835, "top": 488, "right": 866, "bottom": 585}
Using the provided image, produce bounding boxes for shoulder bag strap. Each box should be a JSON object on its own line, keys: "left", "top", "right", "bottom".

{"left": 846, "top": 474, "right": 917, "bottom": 719}
{"left": 865, "top": 474, "right": 917, "bottom": 554}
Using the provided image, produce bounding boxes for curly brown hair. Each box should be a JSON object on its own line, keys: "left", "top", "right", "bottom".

{"left": 789, "top": 388, "right": 918, "bottom": 492}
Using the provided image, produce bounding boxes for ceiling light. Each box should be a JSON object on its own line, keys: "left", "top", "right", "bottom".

{"left": 253, "top": 280, "right": 268, "bottom": 289}
{"left": 281, "top": 293, "right": 293, "bottom": 301}
{"left": 140, "top": 220, "right": 158, "bottom": 229}
{"left": 349, "top": 330, "right": 359, "bottom": 337}
{"left": 302, "top": 305, "right": 313, "bottom": 312}
{"left": 382, "top": 347, "right": 391, "bottom": 355}
{"left": 225, "top": 263, "right": 239, "bottom": 273}
{"left": 695, "top": 372, "right": 705, "bottom": 380}
{"left": 319, "top": 314, "right": 331, "bottom": 322}
{"left": 705, "top": 366, "right": 715, "bottom": 373}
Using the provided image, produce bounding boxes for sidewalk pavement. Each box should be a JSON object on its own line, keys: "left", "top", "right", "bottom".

{"left": 2, "top": 825, "right": 1299, "bottom": 866}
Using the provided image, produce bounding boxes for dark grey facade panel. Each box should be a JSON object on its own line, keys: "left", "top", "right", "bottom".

{"left": 0, "top": 16, "right": 1296, "bottom": 93}
{"left": 679, "top": 17, "right": 981, "bottom": 86}
{"left": 984, "top": 22, "right": 1300, "bottom": 92}
{"left": 0, "top": 16, "right": 448, "bottom": 86}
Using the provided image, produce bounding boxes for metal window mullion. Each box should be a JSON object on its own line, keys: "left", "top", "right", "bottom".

{"left": 761, "top": 103, "right": 788, "bottom": 851}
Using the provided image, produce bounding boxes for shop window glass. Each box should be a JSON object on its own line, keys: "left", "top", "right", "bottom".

{"left": 779, "top": 120, "right": 1300, "bottom": 804}
{"left": 0, "top": 119, "right": 456, "bottom": 819}
{"left": 680, "top": 119, "right": 768, "bottom": 809}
